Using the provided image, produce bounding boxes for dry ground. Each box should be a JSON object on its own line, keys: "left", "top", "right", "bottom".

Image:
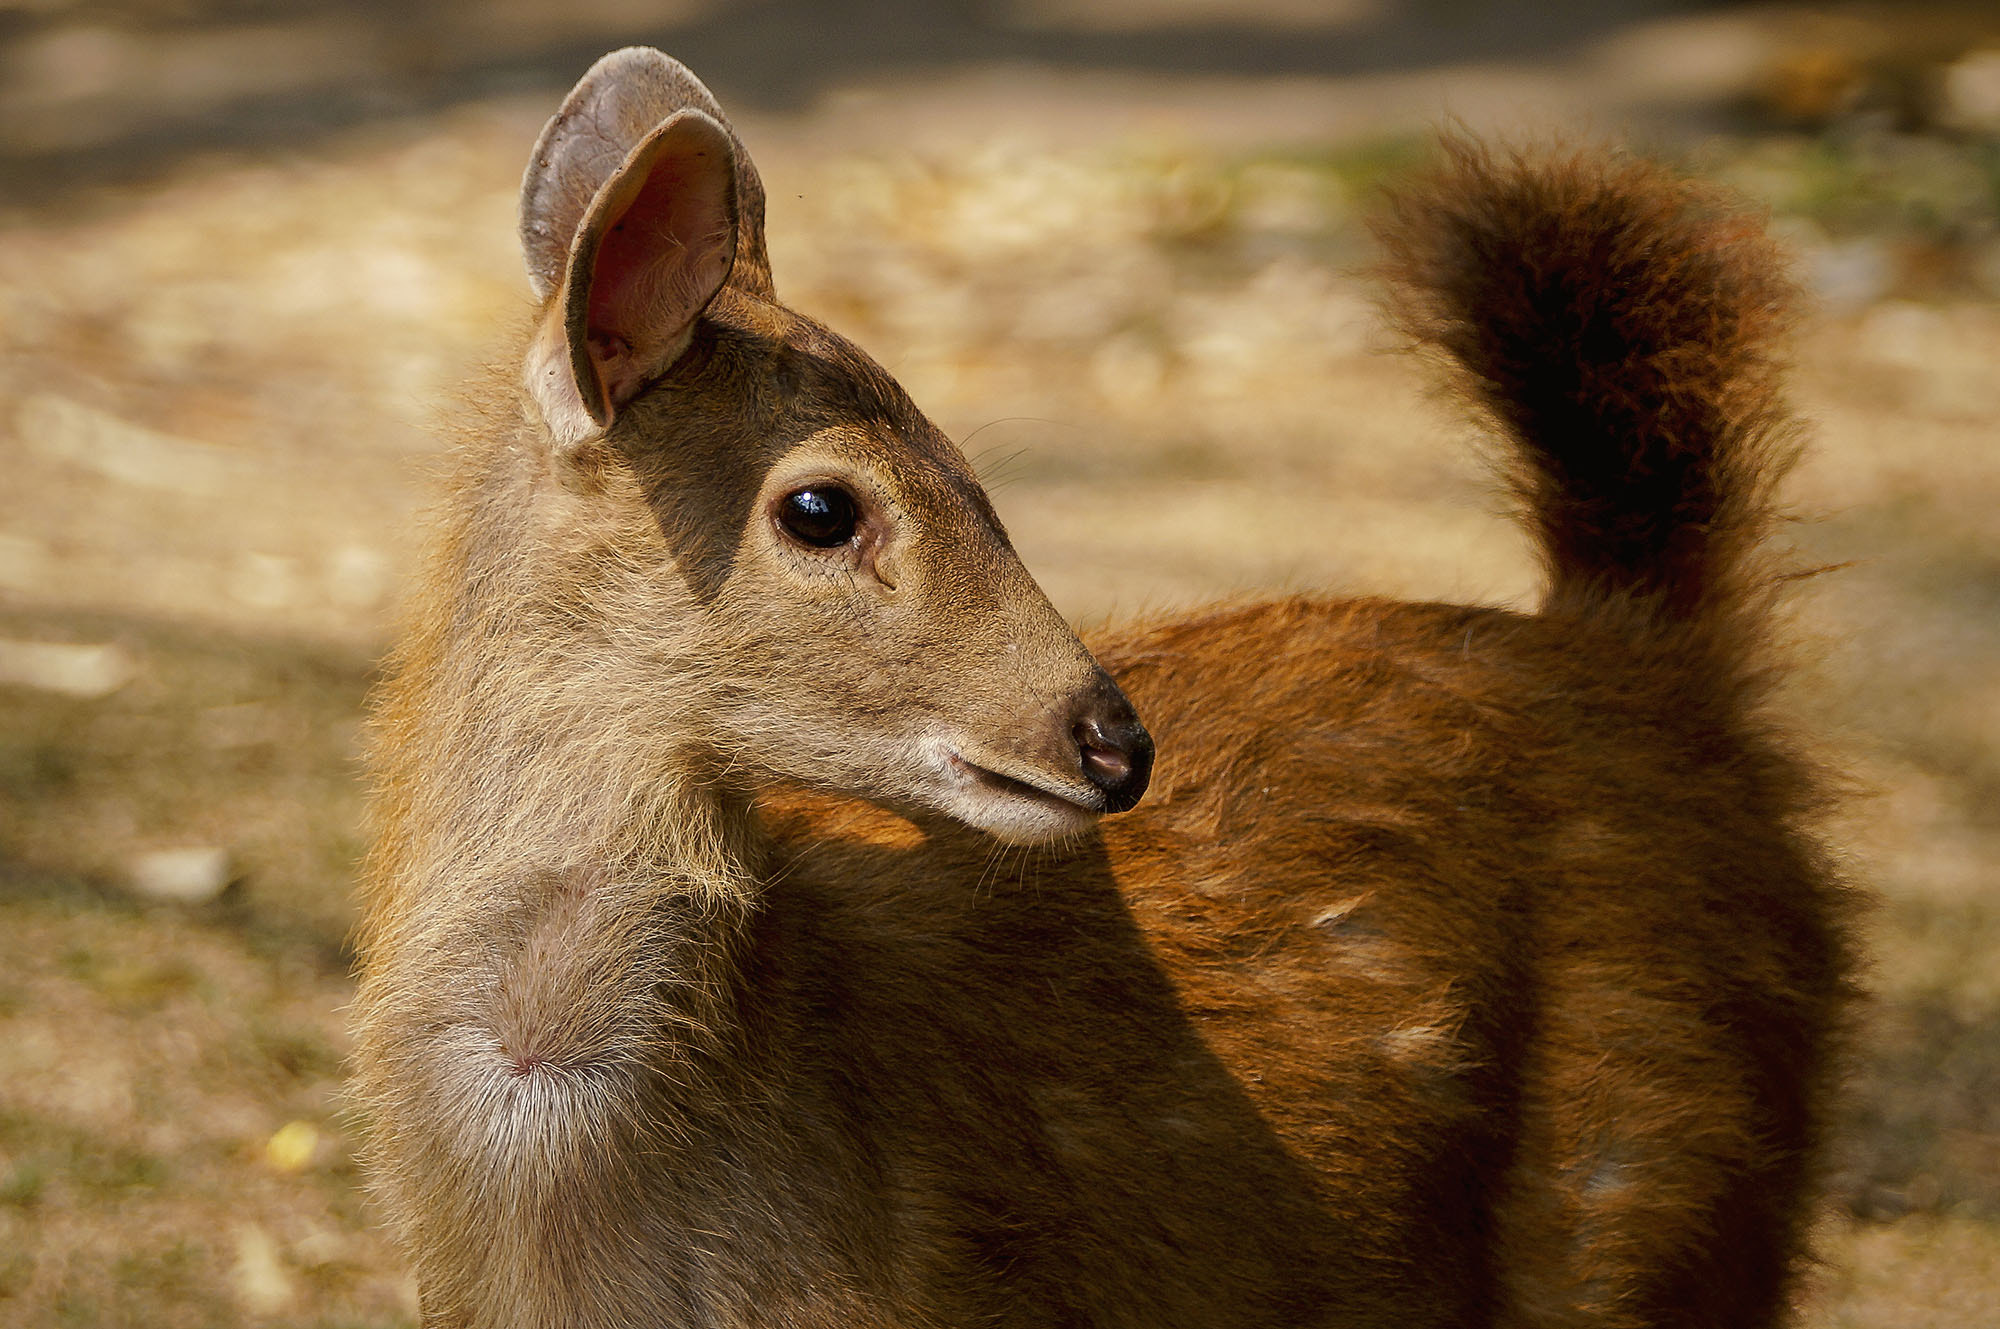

{"left": 2, "top": 2, "right": 1998, "bottom": 1325}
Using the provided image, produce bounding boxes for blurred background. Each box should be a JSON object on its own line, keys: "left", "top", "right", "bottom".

{"left": 2, "top": 1, "right": 1997, "bottom": 1324}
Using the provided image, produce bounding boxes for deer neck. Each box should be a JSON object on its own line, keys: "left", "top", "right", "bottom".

{"left": 395, "top": 430, "right": 771, "bottom": 939}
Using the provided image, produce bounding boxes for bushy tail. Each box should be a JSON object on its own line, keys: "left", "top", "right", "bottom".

{"left": 1375, "top": 138, "right": 1801, "bottom": 635}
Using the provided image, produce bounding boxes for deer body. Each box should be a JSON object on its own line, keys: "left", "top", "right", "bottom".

{"left": 353, "top": 49, "right": 1851, "bottom": 1329}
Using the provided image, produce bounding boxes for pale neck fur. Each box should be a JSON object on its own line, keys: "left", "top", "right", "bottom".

{"left": 366, "top": 402, "right": 765, "bottom": 1013}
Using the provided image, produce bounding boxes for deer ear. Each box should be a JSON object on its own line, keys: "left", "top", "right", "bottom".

{"left": 521, "top": 48, "right": 769, "bottom": 306}
{"left": 522, "top": 107, "right": 739, "bottom": 451}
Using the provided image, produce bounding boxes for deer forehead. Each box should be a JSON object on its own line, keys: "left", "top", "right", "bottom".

{"left": 621, "top": 307, "right": 1002, "bottom": 538}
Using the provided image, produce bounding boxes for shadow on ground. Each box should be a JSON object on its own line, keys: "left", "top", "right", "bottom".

{"left": 0, "top": 606, "right": 374, "bottom": 960}
{"left": 0, "top": 0, "right": 1720, "bottom": 202}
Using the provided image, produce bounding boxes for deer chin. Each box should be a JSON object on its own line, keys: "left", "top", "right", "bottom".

{"left": 916, "top": 737, "right": 1104, "bottom": 845}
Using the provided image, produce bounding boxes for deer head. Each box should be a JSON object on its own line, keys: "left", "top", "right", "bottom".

{"left": 510, "top": 47, "right": 1150, "bottom": 846}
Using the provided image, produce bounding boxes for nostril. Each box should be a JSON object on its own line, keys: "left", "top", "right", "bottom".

{"left": 1076, "top": 726, "right": 1134, "bottom": 786}
{"left": 1072, "top": 710, "right": 1154, "bottom": 814}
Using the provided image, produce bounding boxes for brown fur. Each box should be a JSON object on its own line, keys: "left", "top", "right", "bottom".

{"left": 352, "top": 54, "right": 1853, "bottom": 1329}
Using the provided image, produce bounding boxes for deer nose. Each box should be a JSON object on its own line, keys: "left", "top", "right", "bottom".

{"left": 1072, "top": 677, "right": 1153, "bottom": 815}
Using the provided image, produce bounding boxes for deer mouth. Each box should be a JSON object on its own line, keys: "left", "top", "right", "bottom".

{"left": 948, "top": 752, "right": 1104, "bottom": 815}
{"left": 914, "top": 733, "right": 1111, "bottom": 844}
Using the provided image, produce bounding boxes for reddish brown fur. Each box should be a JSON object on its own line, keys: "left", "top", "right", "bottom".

{"left": 353, "top": 56, "right": 1852, "bottom": 1329}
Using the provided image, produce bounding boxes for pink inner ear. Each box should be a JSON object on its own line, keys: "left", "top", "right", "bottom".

{"left": 583, "top": 125, "right": 736, "bottom": 411}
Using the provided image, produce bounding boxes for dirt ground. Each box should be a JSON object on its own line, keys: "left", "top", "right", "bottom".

{"left": 2, "top": 2, "right": 1998, "bottom": 1325}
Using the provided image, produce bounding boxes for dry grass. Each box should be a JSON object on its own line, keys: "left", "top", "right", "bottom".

{"left": 1, "top": 55, "right": 1997, "bottom": 1329}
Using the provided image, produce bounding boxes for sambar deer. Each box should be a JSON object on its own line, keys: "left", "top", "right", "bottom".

{"left": 353, "top": 47, "right": 1853, "bottom": 1329}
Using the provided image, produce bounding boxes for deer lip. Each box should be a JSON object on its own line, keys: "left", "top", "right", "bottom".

{"left": 948, "top": 753, "right": 1104, "bottom": 815}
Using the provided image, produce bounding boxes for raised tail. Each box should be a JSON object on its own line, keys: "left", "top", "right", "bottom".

{"left": 1375, "top": 138, "right": 1802, "bottom": 635}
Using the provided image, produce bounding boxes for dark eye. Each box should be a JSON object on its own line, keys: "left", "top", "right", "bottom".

{"left": 777, "top": 487, "right": 859, "bottom": 549}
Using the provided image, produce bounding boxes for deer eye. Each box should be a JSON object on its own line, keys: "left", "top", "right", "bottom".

{"left": 777, "top": 486, "right": 859, "bottom": 549}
